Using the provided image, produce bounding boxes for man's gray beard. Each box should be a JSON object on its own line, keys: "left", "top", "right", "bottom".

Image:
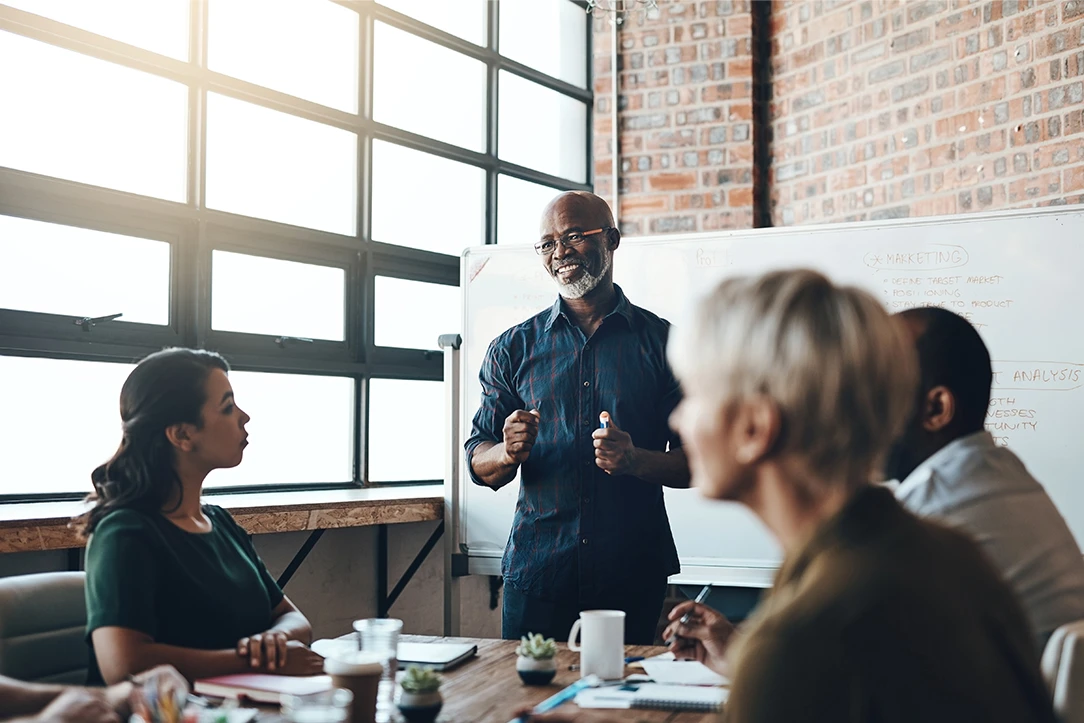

{"left": 555, "top": 249, "right": 613, "bottom": 299}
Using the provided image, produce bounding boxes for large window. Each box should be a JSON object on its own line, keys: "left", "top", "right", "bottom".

{"left": 0, "top": 0, "right": 591, "bottom": 500}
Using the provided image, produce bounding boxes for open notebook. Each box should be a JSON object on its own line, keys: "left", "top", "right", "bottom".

{"left": 576, "top": 683, "right": 728, "bottom": 712}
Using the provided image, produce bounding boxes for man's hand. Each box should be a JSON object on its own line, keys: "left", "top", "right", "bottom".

{"left": 662, "top": 601, "right": 736, "bottom": 676}
{"left": 34, "top": 689, "right": 120, "bottom": 723}
{"left": 501, "top": 409, "right": 540, "bottom": 465}
{"left": 592, "top": 413, "right": 637, "bottom": 476}
{"left": 274, "top": 641, "right": 326, "bottom": 676}
{"left": 238, "top": 630, "right": 291, "bottom": 672}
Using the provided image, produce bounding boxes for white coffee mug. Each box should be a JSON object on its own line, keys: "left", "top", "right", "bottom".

{"left": 567, "top": 609, "right": 625, "bottom": 680}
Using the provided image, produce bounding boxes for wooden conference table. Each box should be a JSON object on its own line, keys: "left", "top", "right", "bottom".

{"left": 261, "top": 636, "right": 718, "bottom": 723}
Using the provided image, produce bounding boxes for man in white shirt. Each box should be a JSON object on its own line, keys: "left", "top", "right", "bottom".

{"left": 886, "top": 306, "right": 1084, "bottom": 651}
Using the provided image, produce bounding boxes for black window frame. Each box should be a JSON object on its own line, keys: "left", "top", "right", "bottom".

{"left": 0, "top": 0, "right": 593, "bottom": 503}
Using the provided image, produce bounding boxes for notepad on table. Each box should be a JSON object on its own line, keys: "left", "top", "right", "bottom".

{"left": 576, "top": 684, "right": 728, "bottom": 712}
{"left": 312, "top": 638, "right": 478, "bottom": 671}
{"left": 641, "top": 659, "right": 729, "bottom": 686}
{"left": 397, "top": 641, "right": 477, "bottom": 670}
{"left": 193, "top": 673, "right": 331, "bottom": 704}
{"left": 635, "top": 684, "right": 728, "bottom": 711}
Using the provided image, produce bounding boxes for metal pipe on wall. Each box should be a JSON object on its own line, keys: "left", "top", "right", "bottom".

{"left": 611, "top": 14, "right": 620, "bottom": 226}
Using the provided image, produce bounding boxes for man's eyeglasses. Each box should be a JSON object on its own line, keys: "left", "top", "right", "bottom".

{"left": 534, "top": 227, "right": 611, "bottom": 255}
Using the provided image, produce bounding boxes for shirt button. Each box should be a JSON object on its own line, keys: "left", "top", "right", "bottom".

{"left": 581, "top": 538, "right": 589, "bottom": 545}
{"left": 583, "top": 381, "right": 590, "bottom": 387}
{"left": 584, "top": 498, "right": 591, "bottom": 504}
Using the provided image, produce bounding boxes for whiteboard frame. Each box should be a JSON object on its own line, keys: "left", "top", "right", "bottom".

{"left": 452, "top": 205, "right": 1083, "bottom": 589}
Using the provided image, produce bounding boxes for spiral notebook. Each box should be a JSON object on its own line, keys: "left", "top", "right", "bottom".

{"left": 576, "top": 684, "right": 728, "bottom": 712}
{"left": 634, "top": 684, "right": 728, "bottom": 711}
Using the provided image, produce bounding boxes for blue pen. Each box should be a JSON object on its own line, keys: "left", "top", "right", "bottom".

{"left": 510, "top": 674, "right": 600, "bottom": 722}
{"left": 599, "top": 412, "right": 610, "bottom": 429}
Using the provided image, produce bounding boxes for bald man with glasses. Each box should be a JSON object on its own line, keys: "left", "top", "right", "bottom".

{"left": 466, "top": 191, "right": 690, "bottom": 645}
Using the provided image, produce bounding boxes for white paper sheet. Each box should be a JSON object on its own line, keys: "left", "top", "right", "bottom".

{"left": 641, "top": 659, "right": 728, "bottom": 686}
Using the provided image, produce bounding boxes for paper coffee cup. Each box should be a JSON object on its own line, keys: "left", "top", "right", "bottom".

{"left": 325, "top": 652, "right": 384, "bottom": 723}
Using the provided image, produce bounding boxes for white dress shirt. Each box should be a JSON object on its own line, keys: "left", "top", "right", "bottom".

{"left": 897, "top": 431, "right": 1084, "bottom": 651}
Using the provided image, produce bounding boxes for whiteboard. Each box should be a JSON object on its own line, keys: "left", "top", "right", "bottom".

{"left": 456, "top": 207, "right": 1084, "bottom": 586}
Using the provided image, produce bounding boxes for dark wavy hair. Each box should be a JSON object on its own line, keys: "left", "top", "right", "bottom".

{"left": 80, "top": 348, "right": 230, "bottom": 537}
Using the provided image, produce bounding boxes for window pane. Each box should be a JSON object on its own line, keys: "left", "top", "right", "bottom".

{"left": 498, "top": 175, "right": 560, "bottom": 245}
{"left": 377, "top": 0, "right": 486, "bottom": 45}
{"left": 2, "top": 0, "right": 189, "bottom": 60}
{"left": 206, "top": 93, "right": 357, "bottom": 235}
{"left": 207, "top": 372, "right": 354, "bottom": 488}
{"left": 0, "top": 356, "right": 133, "bottom": 496}
{"left": 0, "top": 215, "right": 170, "bottom": 325}
{"left": 208, "top": 0, "right": 359, "bottom": 113}
{"left": 374, "top": 277, "right": 459, "bottom": 350}
{"left": 212, "top": 251, "right": 345, "bottom": 341}
{"left": 499, "top": 0, "right": 587, "bottom": 87}
{"left": 499, "top": 71, "right": 586, "bottom": 182}
{"left": 373, "top": 22, "right": 486, "bottom": 151}
{"left": 368, "top": 379, "right": 445, "bottom": 482}
{"left": 0, "top": 31, "right": 188, "bottom": 201}
{"left": 371, "top": 140, "right": 485, "bottom": 254}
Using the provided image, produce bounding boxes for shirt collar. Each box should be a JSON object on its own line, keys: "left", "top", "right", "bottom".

{"left": 894, "top": 430, "right": 994, "bottom": 500}
{"left": 543, "top": 284, "right": 636, "bottom": 332}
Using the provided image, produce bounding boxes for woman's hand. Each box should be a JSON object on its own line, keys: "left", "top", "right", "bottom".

{"left": 275, "top": 641, "right": 326, "bottom": 676}
{"left": 238, "top": 632, "right": 323, "bottom": 675}
{"left": 662, "top": 601, "right": 736, "bottom": 676}
{"left": 237, "top": 631, "right": 290, "bottom": 672}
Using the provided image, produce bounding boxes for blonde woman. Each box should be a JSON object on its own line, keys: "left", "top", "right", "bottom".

{"left": 526, "top": 270, "right": 1054, "bottom": 723}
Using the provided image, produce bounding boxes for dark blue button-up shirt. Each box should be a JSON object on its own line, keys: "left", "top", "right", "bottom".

{"left": 465, "top": 286, "right": 681, "bottom": 602}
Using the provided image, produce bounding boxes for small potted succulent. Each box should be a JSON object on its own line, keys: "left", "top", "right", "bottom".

{"left": 515, "top": 633, "right": 558, "bottom": 685}
{"left": 397, "top": 665, "right": 443, "bottom": 723}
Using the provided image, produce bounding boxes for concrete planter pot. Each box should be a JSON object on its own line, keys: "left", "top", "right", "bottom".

{"left": 397, "top": 689, "right": 442, "bottom": 723}
{"left": 516, "top": 655, "right": 557, "bottom": 685}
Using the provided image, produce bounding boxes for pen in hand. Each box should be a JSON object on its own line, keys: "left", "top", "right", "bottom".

{"left": 666, "top": 584, "right": 712, "bottom": 646}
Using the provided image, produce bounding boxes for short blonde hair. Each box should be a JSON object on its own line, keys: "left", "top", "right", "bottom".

{"left": 668, "top": 269, "right": 917, "bottom": 484}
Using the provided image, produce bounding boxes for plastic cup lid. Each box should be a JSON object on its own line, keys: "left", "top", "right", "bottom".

{"left": 324, "top": 651, "right": 385, "bottom": 676}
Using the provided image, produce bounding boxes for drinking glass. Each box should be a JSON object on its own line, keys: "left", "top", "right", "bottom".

{"left": 354, "top": 618, "right": 403, "bottom": 723}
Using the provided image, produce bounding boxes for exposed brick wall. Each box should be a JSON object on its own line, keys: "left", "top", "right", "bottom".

{"left": 592, "top": 1, "right": 756, "bottom": 235}
{"left": 594, "top": 0, "right": 1084, "bottom": 234}
{"left": 770, "top": 0, "right": 1084, "bottom": 224}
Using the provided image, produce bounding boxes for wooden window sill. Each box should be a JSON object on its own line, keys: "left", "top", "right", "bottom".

{"left": 0, "top": 486, "right": 444, "bottom": 553}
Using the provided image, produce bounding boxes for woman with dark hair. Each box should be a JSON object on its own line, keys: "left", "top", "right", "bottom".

{"left": 82, "top": 348, "right": 323, "bottom": 684}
